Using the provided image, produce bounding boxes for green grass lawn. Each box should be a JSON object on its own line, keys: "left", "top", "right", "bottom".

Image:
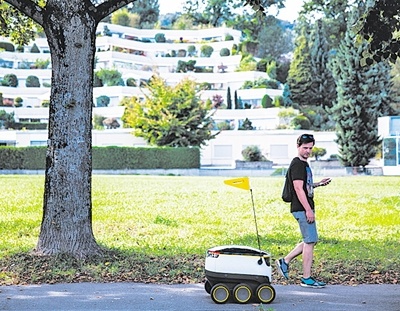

{"left": 1, "top": 175, "right": 399, "bottom": 285}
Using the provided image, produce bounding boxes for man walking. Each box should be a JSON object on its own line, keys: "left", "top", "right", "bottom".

{"left": 277, "top": 134, "right": 331, "bottom": 288}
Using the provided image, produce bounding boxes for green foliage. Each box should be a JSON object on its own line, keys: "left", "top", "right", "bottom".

{"left": 241, "top": 145, "right": 266, "bottom": 161}
{"left": 311, "top": 146, "right": 327, "bottom": 160}
{"left": 96, "top": 95, "right": 110, "bottom": 107}
{"left": 126, "top": 77, "right": 136, "bottom": 87}
{"left": 291, "top": 114, "right": 311, "bottom": 130}
{"left": 237, "top": 54, "right": 257, "bottom": 72}
{"left": 34, "top": 58, "right": 50, "bottom": 69}
{"left": 127, "top": 0, "right": 159, "bottom": 29}
{"left": 14, "top": 97, "right": 23, "bottom": 107}
{"left": 0, "top": 146, "right": 200, "bottom": 170}
{"left": 93, "top": 114, "right": 106, "bottom": 130}
{"left": 238, "top": 118, "right": 253, "bottom": 130}
{"left": 0, "top": 41, "right": 14, "bottom": 52}
{"left": 329, "top": 14, "right": 396, "bottom": 167}
{"left": 0, "top": 110, "right": 15, "bottom": 128}
{"left": 2, "top": 74, "right": 18, "bottom": 87}
{"left": 95, "top": 68, "right": 123, "bottom": 87}
{"left": 187, "top": 45, "right": 196, "bottom": 56}
{"left": 200, "top": 45, "right": 213, "bottom": 57}
{"left": 176, "top": 60, "right": 196, "bottom": 73}
{"left": 261, "top": 94, "right": 273, "bottom": 108}
{"left": 111, "top": 8, "right": 131, "bottom": 27}
{"left": 122, "top": 76, "right": 217, "bottom": 147}
{"left": 154, "top": 33, "right": 166, "bottom": 43}
{"left": 25, "top": 75, "right": 40, "bottom": 87}
{"left": 226, "top": 87, "right": 232, "bottom": 109}
{"left": 225, "top": 34, "right": 234, "bottom": 41}
{"left": 287, "top": 24, "right": 313, "bottom": 109}
{"left": 30, "top": 43, "right": 40, "bottom": 53}
{"left": 41, "top": 100, "right": 50, "bottom": 108}
{"left": 219, "top": 47, "right": 230, "bottom": 57}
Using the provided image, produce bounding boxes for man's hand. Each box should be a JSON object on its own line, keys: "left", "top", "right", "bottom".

{"left": 318, "top": 178, "right": 332, "bottom": 187}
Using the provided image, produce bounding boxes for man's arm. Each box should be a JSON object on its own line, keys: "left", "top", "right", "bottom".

{"left": 293, "top": 180, "right": 315, "bottom": 223}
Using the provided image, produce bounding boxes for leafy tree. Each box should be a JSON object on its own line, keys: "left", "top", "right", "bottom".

{"left": 356, "top": 1, "right": 400, "bottom": 64}
{"left": 122, "top": 76, "right": 217, "bottom": 147}
{"left": 1, "top": 0, "right": 138, "bottom": 258}
{"left": 111, "top": 8, "right": 131, "bottom": 26}
{"left": 329, "top": 12, "right": 397, "bottom": 168}
{"left": 0, "top": 109, "right": 14, "bottom": 128}
{"left": 127, "top": 0, "right": 159, "bottom": 29}
{"left": 238, "top": 118, "right": 253, "bottom": 130}
{"left": 311, "top": 146, "right": 327, "bottom": 160}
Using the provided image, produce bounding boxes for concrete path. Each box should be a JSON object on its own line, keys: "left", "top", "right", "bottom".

{"left": 0, "top": 282, "right": 399, "bottom": 311}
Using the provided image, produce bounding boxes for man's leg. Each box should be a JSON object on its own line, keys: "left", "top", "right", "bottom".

{"left": 284, "top": 242, "right": 304, "bottom": 263}
{"left": 302, "top": 242, "right": 315, "bottom": 279}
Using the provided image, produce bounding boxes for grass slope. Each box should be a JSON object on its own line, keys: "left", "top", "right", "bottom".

{"left": 0, "top": 175, "right": 399, "bottom": 285}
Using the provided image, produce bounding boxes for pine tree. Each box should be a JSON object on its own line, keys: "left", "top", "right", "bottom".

{"left": 286, "top": 21, "right": 314, "bottom": 109}
{"left": 308, "top": 19, "right": 337, "bottom": 130}
{"left": 329, "top": 13, "right": 396, "bottom": 168}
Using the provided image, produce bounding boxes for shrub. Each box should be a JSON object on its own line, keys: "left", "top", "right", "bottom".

{"left": 219, "top": 48, "right": 230, "bottom": 57}
{"left": 41, "top": 100, "right": 50, "bottom": 107}
{"left": 126, "top": 78, "right": 136, "bottom": 87}
{"left": 187, "top": 45, "right": 196, "bottom": 56}
{"left": 2, "top": 74, "right": 18, "bottom": 87}
{"left": 96, "top": 95, "right": 110, "bottom": 107}
{"left": 30, "top": 43, "right": 40, "bottom": 53}
{"left": 200, "top": 45, "right": 213, "bottom": 57}
{"left": 14, "top": 97, "right": 23, "bottom": 107}
{"left": 241, "top": 145, "right": 267, "bottom": 162}
{"left": 0, "top": 42, "right": 15, "bottom": 52}
{"left": 225, "top": 34, "right": 234, "bottom": 41}
{"left": 291, "top": 115, "right": 311, "bottom": 130}
{"left": 26, "top": 75, "right": 40, "bottom": 87}
{"left": 154, "top": 33, "right": 166, "bottom": 43}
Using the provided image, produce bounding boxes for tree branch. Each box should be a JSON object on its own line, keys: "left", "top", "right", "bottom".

{"left": 93, "top": 0, "right": 136, "bottom": 23}
{"left": 3, "top": 0, "right": 44, "bottom": 25}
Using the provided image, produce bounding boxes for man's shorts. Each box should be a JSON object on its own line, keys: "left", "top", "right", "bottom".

{"left": 292, "top": 211, "right": 318, "bottom": 244}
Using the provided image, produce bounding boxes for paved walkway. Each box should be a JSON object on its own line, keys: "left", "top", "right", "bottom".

{"left": 1, "top": 282, "right": 399, "bottom": 311}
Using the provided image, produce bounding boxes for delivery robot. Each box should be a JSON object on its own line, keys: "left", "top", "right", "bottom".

{"left": 204, "top": 245, "right": 275, "bottom": 304}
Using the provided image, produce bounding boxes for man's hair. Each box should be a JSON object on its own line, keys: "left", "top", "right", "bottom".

{"left": 297, "top": 133, "right": 315, "bottom": 146}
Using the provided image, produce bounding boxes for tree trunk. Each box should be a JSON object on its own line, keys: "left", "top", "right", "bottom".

{"left": 35, "top": 1, "right": 102, "bottom": 257}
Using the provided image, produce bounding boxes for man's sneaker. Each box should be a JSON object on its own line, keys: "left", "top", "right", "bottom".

{"left": 300, "top": 277, "right": 326, "bottom": 288}
{"left": 276, "top": 258, "right": 289, "bottom": 279}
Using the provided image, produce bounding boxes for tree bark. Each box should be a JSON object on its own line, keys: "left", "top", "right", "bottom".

{"left": 35, "top": 0, "right": 101, "bottom": 257}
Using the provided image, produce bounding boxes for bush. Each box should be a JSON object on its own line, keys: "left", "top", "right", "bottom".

{"left": 126, "top": 78, "right": 136, "bottom": 87}
{"left": 225, "top": 34, "right": 234, "bottom": 41}
{"left": 291, "top": 115, "right": 311, "bottom": 130}
{"left": 14, "top": 97, "right": 23, "bottom": 107}
{"left": 26, "top": 75, "right": 41, "bottom": 87}
{"left": 0, "top": 42, "right": 15, "bottom": 52}
{"left": 241, "top": 145, "right": 267, "bottom": 162}
{"left": 0, "top": 147, "right": 200, "bottom": 170}
{"left": 96, "top": 95, "right": 110, "bottom": 107}
{"left": 30, "top": 43, "right": 40, "bottom": 53}
{"left": 187, "top": 45, "right": 196, "bottom": 56}
{"left": 3, "top": 74, "right": 18, "bottom": 87}
{"left": 219, "top": 48, "right": 230, "bottom": 57}
{"left": 41, "top": 100, "right": 50, "bottom": 107}
{"left": 200, "top": 45, "right": 213, "bottom": 57}
{"left": 154, "top": 33, "right": 166, "bottom": 43}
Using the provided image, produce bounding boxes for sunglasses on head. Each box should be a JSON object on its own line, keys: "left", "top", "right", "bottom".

{"left": 301, "top": 134, "right": 314, "bottom": 140}
{"left": 297, "top": 134, "right": 315, "bottom": 145}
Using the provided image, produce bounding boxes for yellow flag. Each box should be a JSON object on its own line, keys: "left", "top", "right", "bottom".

{"left": 224, "top": 177, "right": 250, "bottom": 191}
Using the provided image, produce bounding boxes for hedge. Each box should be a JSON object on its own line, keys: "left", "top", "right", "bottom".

{"left": 0, "top": 146, "right": 200, "bottom": 170}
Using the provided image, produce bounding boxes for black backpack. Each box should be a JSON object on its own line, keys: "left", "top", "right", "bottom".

{"left": 281, "top": 171, "right": 293, "bottom": 203}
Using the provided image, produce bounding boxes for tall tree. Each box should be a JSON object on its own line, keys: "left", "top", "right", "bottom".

{"left": 329, "top": 11, "right": 396, "bottom": 168}
{"left": 121, "top": 76, "right": 217, "bottom": 147}
{"left": 308, "top": 19, "right": 337, "bottom": 130}
{"left": 286, "top": 19, "right": 314, "bottom": 109}
{"left": 127, "top": 0, "right": 159, "bottom": 29}
{"left": 2, "top": 0, "right": 136, "bottom": 258}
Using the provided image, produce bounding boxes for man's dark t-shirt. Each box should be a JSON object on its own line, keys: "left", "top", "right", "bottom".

{"left": 288, "top": 157, "right": 315, "bottom": 213}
